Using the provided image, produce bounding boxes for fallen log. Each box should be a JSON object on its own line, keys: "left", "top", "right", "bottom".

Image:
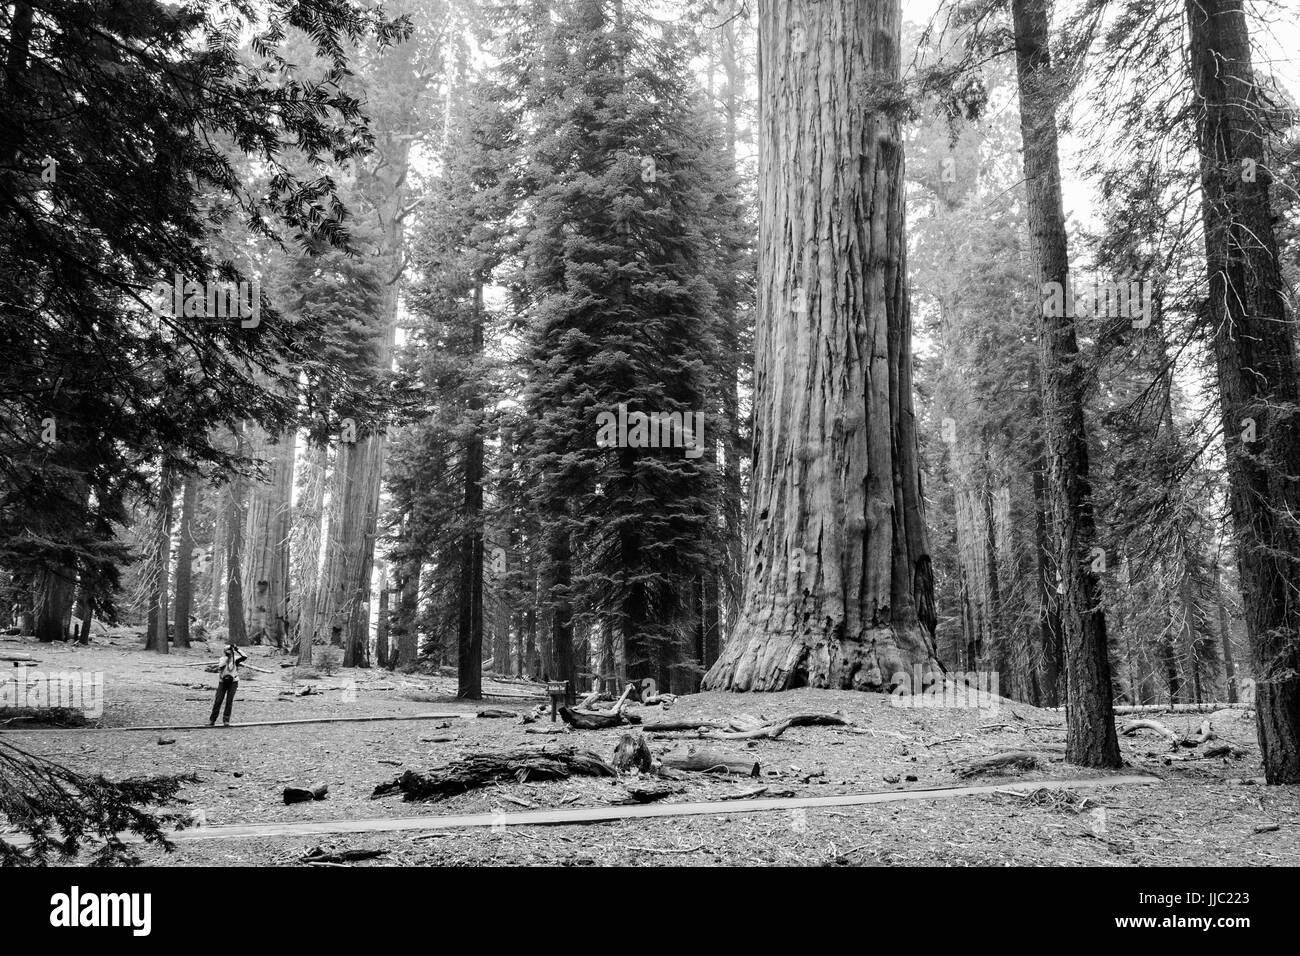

{"left": 620, "top": 783, "right": 677, "bottom": 804}
{"left": 644, "top": 712, "right": 853, "bottom": 738}
{"left": 559, "top": 706, "right": 641, "bottom": 730}
{"left": 955, "top": 751, "right": 1041, "bottom": 779}
{"left": 659, "top": 744, "right": 760, "bottom": 777}
{"left": 642, "top": 718, "right": 726, "bottom": 733}
{"left": 301, "top": 847, "right": 387, "bottom": 864}
{"left": 372, "top": 746, "right": 616, "bottom": 802}
{"left": 1202, "top": 743, "right": 1245, "bottom": 759}
{"left": 702, "top": 718, "right": 794, "bottom": 741}
{"left": 1121, "top": 719, "right": 1179, "bottom": 744}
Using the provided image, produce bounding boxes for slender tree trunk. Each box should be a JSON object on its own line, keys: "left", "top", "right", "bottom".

{"left": 173, "top": 471, "right": 198, "bottom": 648}
{"left": 207, "top": 481, "right": 227, "bottom": 626}
{"left": 456, "top": 288, "right": 487, "bottom": 699}
{"left": 376, "top": 560, "right": 391, "bottom": 669}
{"left": 549, "top": 524, "right": 576, "bottom": 705}
{"left": 705, "top": 0, "right": 938, "bottom": 692}
{"left": 525, "top": 602, "right": 539, "bottom": 679}
{"left": 145, "top": 466, "right": 174, "bottom": 653}
{"left": 1212, "top": 559, "right": 1238, "bottom": 703}
{"left": 950, "top": 414, "right": 996, "bottom": 674}
{"left": 1030, "top": 435, "right": 1062, "bottom": 706}
{"left": 1010, "top": 0, "right": 1119, "bottom": 767}
{"left": 225, "top": 431, "right": 250, "bottom": 647}
{"left": 75, "top": 582, "right": 92, "bottom": 644}
{"left": 1187, "top": 0, "right": 1300, "bottom": 781}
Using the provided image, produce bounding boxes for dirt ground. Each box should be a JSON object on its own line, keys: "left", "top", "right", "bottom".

{"left": 2, "top": 632, "right": 1297, "bottom": 866}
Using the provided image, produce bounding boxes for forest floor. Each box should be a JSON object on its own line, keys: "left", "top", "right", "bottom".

{"left": 2, "top": 631, "right": 1297, "bottom": 866}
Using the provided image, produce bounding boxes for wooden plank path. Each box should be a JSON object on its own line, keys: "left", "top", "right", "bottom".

{"left": 69, "top": 774, "right": 1161, "bottom": 845}
{"left": 0, "top": 713, "right": 463, "bottom": 733}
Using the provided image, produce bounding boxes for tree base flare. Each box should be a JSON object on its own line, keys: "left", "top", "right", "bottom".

{"left": 703, "top": 624, "right": 938, "bottom": 693}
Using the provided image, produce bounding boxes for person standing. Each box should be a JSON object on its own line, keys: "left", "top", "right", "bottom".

{"left": 209, "top": 643, "right": 247, "bottom": 726}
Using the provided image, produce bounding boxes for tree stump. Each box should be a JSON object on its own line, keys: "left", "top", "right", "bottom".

{"left": 612, "top": 733, "right": 653, "bottom": 773}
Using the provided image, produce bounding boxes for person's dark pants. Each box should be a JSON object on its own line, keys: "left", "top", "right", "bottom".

{"left": 210, "top": 676, "right": 237, "bottom": 725}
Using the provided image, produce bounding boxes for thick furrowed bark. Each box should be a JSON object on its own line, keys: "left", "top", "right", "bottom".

{"left": 705, "top": 0, "right": 937, "bottom": 693}
{"left": 1187, "top": 0, "right": 1300, "bottom": 783}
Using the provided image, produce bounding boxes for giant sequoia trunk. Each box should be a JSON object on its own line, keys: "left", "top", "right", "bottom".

{"left": 1187, "top": 0, "right": 1300, "bottom": 782}
{"left": 242, "top": 426, "right": 294, "bottom": 648}
{"left": 704, "top": 0, "right": 938, "bottom": 692}
{"left": 292, "top": 443, "right": 326, "bottom": 665}
{"left": 1010, "top": 0, "right": 1120, "bottom": 767}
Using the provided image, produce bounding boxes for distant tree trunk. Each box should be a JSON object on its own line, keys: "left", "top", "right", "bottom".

{"left": 456, "top": 286, "right": 486, "bottom": 699}
{"left": 207, "top": 481, "right": 227, "bottom": 626}
{"left": 74, "top": 582, "right": 92, "bottom": 644}
{"left": 705, "top": 0, "right": 938, "bottom": 692}
{"left": 1010, "top": 0, "right": 1119, "bottom": 767}
{"left": 173, "top": 471, "right": 198, "bottom": 648}
{"left": 225, "top": 432, "right": 250, "bottom": 647}
{"left": 1187, "top": 0, "right": 1300, "bottom": 781}
{"left": 1212, "top": 559, "right": 1238, "bottom": 703}
{"left": 525, "top": 603, "right": 539, "bottom": 679}
{"left": 375, "top": 560, "right": 391, "bottom": 669}
{"left": 1030, "top": 433, "right": 1062, "bottom": 706}
{"left": 949, "top": 414, "right": 996, "bottom": 674}
{"left": 617, "top": 446, "right": 653, "bottom": 685}
{"left": 293, "top": 443, "right": 327, "bottom": 665}
{"left": 145, "top": 466, "right": 174, "bottom": 653}
{"left": 693, "top": 574, "right": 722, "bottom": 691}
{"left": 1159, "top": 635, "right": 1182, "bottom": 705}
{"left": 549, "top": 524, "right": 576, "bottom": 704}
{"left": 17, "top": 582, "right": 34, "bottom": 637}
{"left": 394, "top": 542, "right": 422, "bottom": 669}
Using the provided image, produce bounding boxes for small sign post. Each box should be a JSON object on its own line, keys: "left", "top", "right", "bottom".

{"left": 546, "top": 680, "right": 568, "bottom": 722}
